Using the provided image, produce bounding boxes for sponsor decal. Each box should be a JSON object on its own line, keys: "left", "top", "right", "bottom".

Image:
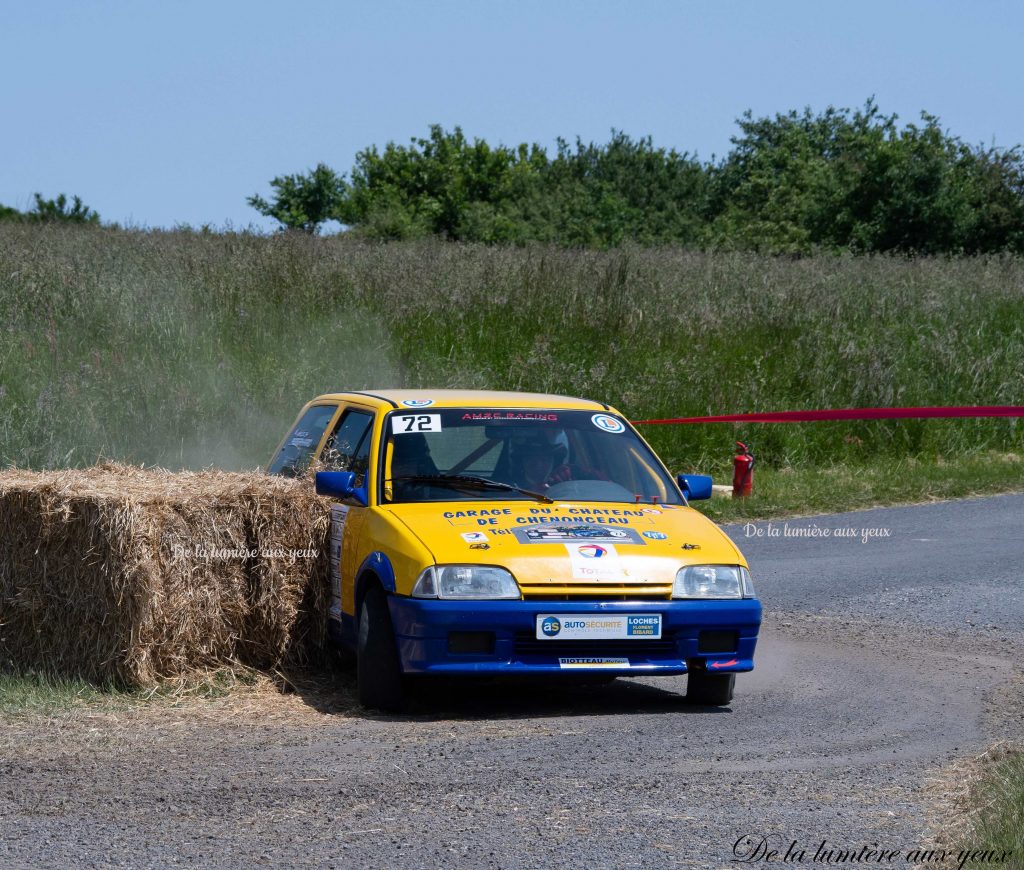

{"left": 460, "top": 411, "right": 559, "bottom": 421}
{"left": 565, "top": 542, "right": 623, "bottom": 581}
{"left": 536, "top": 613, "right": 662, "bottom": 640}
{"left": 401, "top": 398, "right": 434, "bottom": 407}
{"left": 328, "top": 504, "right": 350, "bottom": 620}
{"left": 393, "top": 413, "right": 442, "bottom": 433}
{"left": 577, "top": 544, "right": 608, "bottom": 558}
{"left": 591, "top": 413, "right": 626, "bottom": 434}
{"left": 514, "top": 524, "right": 643, "bottom": 545}
{"left": 642, "top": 530, "right": 668, "bottom": 540}
{"left": 626, "top": 615, "right": 662, "bottom": 637}
{"left": 558, "top": 657, "right": 629, "bottom": 669}
{"left": 461, "top": 531, "right": 488, "bottom": 543}
{"left": 288, "top": 437, "right": 314, "bottom": 448}
{"left": 541, "top": 616, "right": 562, "bottom": 637}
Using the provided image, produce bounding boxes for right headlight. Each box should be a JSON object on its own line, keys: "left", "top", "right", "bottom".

{"left": 412, "top": 565, "right": 521, "bottom": 600}
{"left": 673, "top": 565, "right": 755, "bottom": 599}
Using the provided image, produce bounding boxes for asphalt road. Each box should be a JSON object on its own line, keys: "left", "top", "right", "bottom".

{"left": 1, "top": 494, "right": 1022, "bottom": 868}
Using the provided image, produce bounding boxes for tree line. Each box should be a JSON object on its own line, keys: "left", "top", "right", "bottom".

{"left": 249, "top": 101, "right": 1024, "bottom": 254}
{"left": 0, "top": 193, "right": 100, "bottom": 225}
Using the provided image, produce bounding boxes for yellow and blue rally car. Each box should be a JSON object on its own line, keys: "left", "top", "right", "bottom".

{"left": 269, "top": 390, "right": 761, "bottom": 711}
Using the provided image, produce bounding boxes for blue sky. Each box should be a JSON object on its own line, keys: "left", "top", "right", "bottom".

{"left": 2, "top": 0, "right": 1022, "bottom": 231}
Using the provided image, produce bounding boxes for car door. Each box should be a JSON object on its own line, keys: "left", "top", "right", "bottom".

{"left": 267, "top": 402, "right": 341, "bottom": 477}
{"left": 320, "top": 404, "right": 377, "bottom": 625}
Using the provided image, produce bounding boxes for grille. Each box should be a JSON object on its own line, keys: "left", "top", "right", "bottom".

{"left": 513, "top": 631, "right": 680, "bottom": 658}
{"left": 520, "top": 584, "right": 673, "bottom": 600}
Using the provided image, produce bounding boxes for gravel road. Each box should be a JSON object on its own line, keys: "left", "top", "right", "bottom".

{"left": 2, "top": 494, "right": 1022, "bottom": 868}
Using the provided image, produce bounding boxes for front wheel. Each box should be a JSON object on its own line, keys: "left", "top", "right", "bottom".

{"left": 687, "top": 672, "right": 735, "bottom": 706}
{"left": 357, "top": 586, "right": 407, "bottom": 712}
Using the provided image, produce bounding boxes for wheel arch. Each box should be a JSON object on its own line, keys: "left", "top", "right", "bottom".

{"left": 354, "top": 551, "right": 397, "bottom": 624}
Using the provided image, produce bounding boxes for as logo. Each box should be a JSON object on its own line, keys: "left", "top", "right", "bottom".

{"left": 401, "top": 398, "right": 434, "bottom": 407}
{"left": 577, "top": 544, "right": 607, "bottom": 559}
{"left": 541, "top": 616, "right": 562, "bottom": 637}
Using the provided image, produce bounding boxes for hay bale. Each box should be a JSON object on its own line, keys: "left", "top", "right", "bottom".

{"left": 0, "top": 463, "right": 331, "bottom": 687}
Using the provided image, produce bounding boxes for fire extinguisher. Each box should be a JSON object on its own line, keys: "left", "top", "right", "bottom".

{"left": 732, "top": 441, "right": 754, "bottom": 498}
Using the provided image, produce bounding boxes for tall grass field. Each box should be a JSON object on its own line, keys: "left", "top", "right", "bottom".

{"left": 2, "top": 225, "right": 1022, "bottom": 479}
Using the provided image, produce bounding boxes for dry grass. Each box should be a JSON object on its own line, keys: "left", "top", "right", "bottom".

{"left": 0, "top": 463, "right": 331, "bottom": 688}
{"left": 926, "top": 741, "right": 1024, "bottom": 867}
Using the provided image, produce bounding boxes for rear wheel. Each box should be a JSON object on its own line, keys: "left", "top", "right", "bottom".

{"left": 357, "top": 586, "right": 407, "bottom": 712}
{"left": 687, "top": 672, "right": 735, "bottom": 706}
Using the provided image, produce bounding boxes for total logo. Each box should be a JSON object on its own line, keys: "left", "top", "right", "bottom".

{"left": 591, "top": 414, "right": 625, "bottom": 434}
{"left": 541, "top": 616, "right": 562, "bottom": 637}
{"left": 577, "top": 544, "right": 608, "bottom": 559}
{"left": 401, "top": 398, "right": 434, "bottom": 407}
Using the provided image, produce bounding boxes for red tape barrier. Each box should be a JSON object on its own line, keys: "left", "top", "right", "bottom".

{"left": 632, "top": 406, "right": 1024, "bottom": 425}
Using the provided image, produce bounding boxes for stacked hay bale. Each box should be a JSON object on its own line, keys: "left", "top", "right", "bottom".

{"left": 0, "top": 464, "right": 331, "bottom": 688}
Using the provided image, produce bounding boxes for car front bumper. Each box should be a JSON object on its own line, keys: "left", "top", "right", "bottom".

{"left": 387, "top": 596, "right": 761, "bottom": 675}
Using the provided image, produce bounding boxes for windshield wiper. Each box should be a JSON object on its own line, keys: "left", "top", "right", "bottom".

{"left": 388, "top": 474, "right": 553, "bottom": 504}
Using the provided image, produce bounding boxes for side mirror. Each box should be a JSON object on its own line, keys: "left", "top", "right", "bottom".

{"left": 315, "top": 471, "right": 368, "bottom": 507}
{"left": 677, "top": 473, "right": 713, "bottom": 501}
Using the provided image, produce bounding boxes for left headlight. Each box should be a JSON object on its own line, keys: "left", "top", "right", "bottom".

{"left": 673, "top": 565, "right": 755, "bottom": 599}
{"left": 412, "top": 565, "right": 521, "bottom": 600}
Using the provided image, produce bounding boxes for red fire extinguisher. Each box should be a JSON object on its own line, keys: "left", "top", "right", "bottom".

{"left": 732, "top": 441, "right": 754, "bottom": 498}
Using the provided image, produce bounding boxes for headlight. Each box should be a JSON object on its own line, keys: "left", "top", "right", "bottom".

{"left": 412, "top": 565, "right": 521, "bottom": 600}
{"left": 673, "top": 565, "right": 755, "bottom": 599}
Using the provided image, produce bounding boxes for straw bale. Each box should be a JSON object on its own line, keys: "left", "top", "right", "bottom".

{"left": 0, "top": 463, "right": 332, "bottom": 687}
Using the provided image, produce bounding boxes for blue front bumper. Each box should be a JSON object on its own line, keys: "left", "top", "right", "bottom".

{"left": 387, "top": 597, "right": 761, "bottom": 676}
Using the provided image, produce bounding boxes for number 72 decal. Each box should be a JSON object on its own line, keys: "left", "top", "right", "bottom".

{"left": 393, "top": 414, "right": 442, "bottom": 433}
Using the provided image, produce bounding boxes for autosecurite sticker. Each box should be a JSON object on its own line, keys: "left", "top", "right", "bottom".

{"left": 536, "top": 614, "right": 662, "bottom": 640}
{"left": 461, "top": 531, "right": 488, "bottom": 543}
{"left": 401, "top": 399, "right": 434, "bottom": 407}
{"left": 591, "top": 414, "right": 625, "bottom": 434}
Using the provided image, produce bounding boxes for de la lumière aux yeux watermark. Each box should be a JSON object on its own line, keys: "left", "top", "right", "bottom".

{"left": 732, "top": 835, "right": 1013, "bottom": 869}
{"left": 743, "top": 522, "right": 893, "bottom": 544}
{"left": 170, "top": 545, "right": 320, "bottom": 561}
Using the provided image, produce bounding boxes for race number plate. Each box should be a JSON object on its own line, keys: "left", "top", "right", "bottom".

{"left": 536, "top": 614, "right": 662, "bottom": 640}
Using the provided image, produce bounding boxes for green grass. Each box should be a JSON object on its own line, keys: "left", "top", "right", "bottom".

{"left": 1, "top": 226, "right": 1021, "bottom": 472}
{"left": 695, "top": 451, "right": 1024, "bottom": 523}
{"left": 0, "top": 668, "right": 269, "bottom": 718}
{"left": 0, "top": 672, "right": 114, "bottom": 718}
{"left": 966, "top": 750, "right": 1024, "bottom": 867}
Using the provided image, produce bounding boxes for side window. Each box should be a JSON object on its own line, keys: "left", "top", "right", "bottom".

{"left": 321, "top": 410, "right": 375, "bottom": 486}
{"left": 268, "top": 404, "right": 338, "bottom": 477}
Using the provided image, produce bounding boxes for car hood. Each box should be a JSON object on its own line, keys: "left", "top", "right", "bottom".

{"left": 383, "top": 500, "right": 744, "bottom": 593}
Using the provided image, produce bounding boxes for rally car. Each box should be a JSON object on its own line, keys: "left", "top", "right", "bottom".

{"left": 268, "top": 390, "right": 761, "bottom": 712}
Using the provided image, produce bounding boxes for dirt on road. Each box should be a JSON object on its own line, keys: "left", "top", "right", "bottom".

{"left": 2, "top": 495, "right": 1023, "bottom": 868}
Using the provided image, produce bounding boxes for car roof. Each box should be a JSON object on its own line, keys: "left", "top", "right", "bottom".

{"left": 312, "top": 389, "right": 611, "bottom": 411}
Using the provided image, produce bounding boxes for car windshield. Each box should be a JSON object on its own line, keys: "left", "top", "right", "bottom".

{"left": 380, "top": 408, "right": 682, "bottom": 505}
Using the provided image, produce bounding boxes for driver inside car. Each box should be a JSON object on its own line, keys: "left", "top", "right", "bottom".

{"left": 507, "top": 436, "right": 571, "bottom": 492}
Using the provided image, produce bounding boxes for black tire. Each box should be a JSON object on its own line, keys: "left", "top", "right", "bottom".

{"left": 357, "top": 586, "right": 407, "bottom": 712}
{"left": 687, "top": 672, "right": 735, "bottom": 706}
